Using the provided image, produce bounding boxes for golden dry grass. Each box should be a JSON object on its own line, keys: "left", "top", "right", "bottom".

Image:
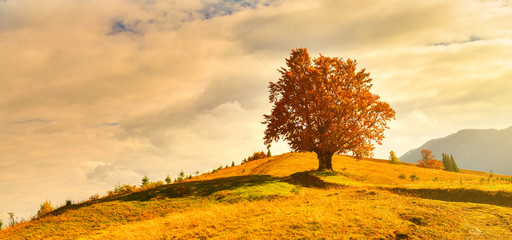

{"left": 2, "top": 152, "right": 512, "bottom": 239}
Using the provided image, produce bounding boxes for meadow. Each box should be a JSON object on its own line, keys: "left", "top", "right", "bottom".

{"left": 2, "top": 152, "right": 512, "bottom": 239}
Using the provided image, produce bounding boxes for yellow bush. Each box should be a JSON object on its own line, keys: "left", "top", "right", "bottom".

{"left": 37, "top": 199, "right": 54, "bottom": 217}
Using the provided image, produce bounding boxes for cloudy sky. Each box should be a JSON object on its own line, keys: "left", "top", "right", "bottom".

{"left": 1, "top": 0, "right": 512, "bottom": 222}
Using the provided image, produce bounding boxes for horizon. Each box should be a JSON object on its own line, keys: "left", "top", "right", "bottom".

{"left": 2, "top": 0, "right": 512, "bottom": 223}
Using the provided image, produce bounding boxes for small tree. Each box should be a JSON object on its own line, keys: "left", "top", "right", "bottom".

{"left": 141, "top": 175, "right": 150, "bottom": 187}
{"left": 231, "top": 161, "right": 235, "bottom": 167}
{"left": 165, "top": 174, "right": 172, "bottom": 184}
{"left": 389, "top": 150, "right": 400, "bottom": 164}
{"left": 450, "top": 154, "right": 460, "bottom": 172}
{"left": 175, "top": 170, "right": 185, "bottom": 183}
{"left": 0, "top": 218, "right": 3, "bottom": 230}
{"left": 442, "top": 153, "right": 453, "bottom": 171}
{"left": 417, "top": 149, "right": 444, "bottom": 169}
{"left": 267, "top": 149, "right": 272, "bottom": 157}
{"left": 37, "top": 199, "right": 54, "bottom": 217}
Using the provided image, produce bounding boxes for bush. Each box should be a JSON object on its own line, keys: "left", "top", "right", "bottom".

{"left": 243, "top": 151, "right": 268, "bottom": 164}
{"left": 433, "top": 177, "right": 439, "bottom": 182}
{"left": 37, "top": 199, "right": 54, "bottom": 217}
{"left": 410, "top": 174, "right": 419, "bottom": 181}
{"left": 65, "top": 199, "right": 72, "bottom": 207}
{"left": 116, "top": 184, "right": 136, "bottom": 194}
{"left": 90, "top": 193, "right": 100, "bottom": 200}
{"left": 398, "top": 174, "right": 406, "bottom": 179}
{"left": 148, "top": 181, "right": 164, "bottom": 188}
{"left": 0, "top": 218, "right": 3, "bottom": 230}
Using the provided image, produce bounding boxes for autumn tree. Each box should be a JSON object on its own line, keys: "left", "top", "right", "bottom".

{"left": 417, "top": 149, "right": 444, "bottom": 169}
{"left": 263, "top": 48, "right": 395, "bottom": 171}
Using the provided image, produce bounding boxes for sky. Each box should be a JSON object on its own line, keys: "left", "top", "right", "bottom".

{"left": 1, "top": 0, "right": 512, "bottom": 223}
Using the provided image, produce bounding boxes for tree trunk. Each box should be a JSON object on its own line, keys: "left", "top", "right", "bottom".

{"left": 316, "top": 151, "right": 333, "bottom": 171}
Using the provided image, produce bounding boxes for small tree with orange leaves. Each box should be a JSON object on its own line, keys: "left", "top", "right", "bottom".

{"left": 417, "top": 149, "right": 444, "bottom": 169}
{"left": 263, "top": 48, "right": 395, "bottom": 171}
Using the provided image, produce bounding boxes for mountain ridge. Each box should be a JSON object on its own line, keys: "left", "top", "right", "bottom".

{"left": 400, "top": 126, "right": 512, "bottom": 175}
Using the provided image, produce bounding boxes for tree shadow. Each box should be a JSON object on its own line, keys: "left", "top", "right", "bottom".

{"left": 49, "top": 175, "right": 280, "bottom": 217}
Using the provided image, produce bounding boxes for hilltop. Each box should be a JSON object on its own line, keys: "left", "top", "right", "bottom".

{"left": 400, "top": 126, "right": 512, "bottom": 175}
{"left": 2, "top": 153, "right": 512, "bottom": 239}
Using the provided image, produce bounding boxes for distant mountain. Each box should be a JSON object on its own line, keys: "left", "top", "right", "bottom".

{"left": 400, "top": 126, "right": 512, "bottom": 175}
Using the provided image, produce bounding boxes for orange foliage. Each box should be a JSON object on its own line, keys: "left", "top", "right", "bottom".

{"left": 246, "top": 151, "right": 267, "bottom": 162}
{"left": 263, "top": 48, "right": 395, "bottom": 170}
{"left": 417, "top": 149, "right": 444, "bottom": 170}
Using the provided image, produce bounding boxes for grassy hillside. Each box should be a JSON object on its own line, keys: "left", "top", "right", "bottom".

{"left": 2, "top": 153, "right": 512, "bottom": 239}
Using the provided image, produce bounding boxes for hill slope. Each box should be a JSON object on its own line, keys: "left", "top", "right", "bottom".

{"left": 400, "top": 126, "right": 512, "bottom": 175}
{"left": 2, "top": 153, "right": 512, "bottom": 239}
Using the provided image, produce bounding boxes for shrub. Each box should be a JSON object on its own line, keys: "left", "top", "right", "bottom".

{"left": 148, "top": 181, "right": 164, "bottom": 188}
{"left": 398, "top": 174, "right": 406, "bottom": 179}
{"left": 165, "top": 174, "right": 172, "bottom": 184}
{"left": 65, "top": 199, "right": 72, "bottom": 207}
{"left": 243, "top": 151, "right": 267, "bottom": 163}
{"left": 37, "top": 199, "right": 54, "bottom": 217}
{"left": 118, "top": 184, "right": 136, "bottom": 193}
{"left": 389, "top": 151, "right": 401, "bottom": 164}
{"left": 90, "top": 193, "right": 100, "bottom": 200}
{"left": 7, "top": 212, "right": 17, "bottom": 227}
{"left": 417, "top": 149, "right": 444, "bottom": 169}
{"left": 0, "top": 218, "right": 3, "bottom": 230}
{"left": 410, "top": 174, "right": 419, "bottom": 181}
{"left": 433, "top": 177, "right": 439, "bottom": 181}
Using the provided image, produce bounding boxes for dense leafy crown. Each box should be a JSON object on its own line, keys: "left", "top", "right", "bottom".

{"left": 263, "top": 48, "right": 395, "bottom": 158}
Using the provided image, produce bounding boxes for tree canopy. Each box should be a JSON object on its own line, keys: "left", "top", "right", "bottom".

{"left": 263, "top": 48, "right": 395, "bottom": 170}
{"left": 417, "top": 149, "right": 444, "bottom": 169}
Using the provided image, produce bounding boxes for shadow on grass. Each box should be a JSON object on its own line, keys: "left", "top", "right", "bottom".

{"left": 384, "top": 187, "right": 512, "bottom": 208}
{"left": 118, "top": 175, "right": 279, "bottom": 201}
{"left": 49, "top": 175, "right": 282, "bottom": 217}
{"left": 287, "top": 171, "right": 343, "bottom": 189}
